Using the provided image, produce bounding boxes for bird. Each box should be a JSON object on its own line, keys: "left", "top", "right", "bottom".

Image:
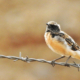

{"left": 44, "top": 21, "right": 80, "bottom": 64}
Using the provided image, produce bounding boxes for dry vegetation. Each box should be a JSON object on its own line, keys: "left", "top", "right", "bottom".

{"left": 0, "top": 0, "right": 80, "bottom": 80}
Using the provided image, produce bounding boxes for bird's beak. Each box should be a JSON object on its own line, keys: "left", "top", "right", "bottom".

{"left": 46, "top": 23, "right": 48, "bottom": 25}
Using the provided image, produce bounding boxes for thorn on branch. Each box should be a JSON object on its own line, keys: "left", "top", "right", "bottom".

{"left": 73, "top": 61, "right": 76, "bottom": 65}
{"left": 25, "top": 56, "right": 30, "bottom": 63}
{"left": 73, "top": 61, "right": 80, "bottom": 71}
{"left": 51, "top": 60, "right": 55, "bottom": 67}
{"left": 77, "top": 64, "right": 80, "bottom": 71}
{"left": 19, "top": 52, "right": 21, "bottom": 58}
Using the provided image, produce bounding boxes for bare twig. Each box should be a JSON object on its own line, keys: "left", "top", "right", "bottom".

{"left": 0, "top": 52, "right": 80, "bottom": 70}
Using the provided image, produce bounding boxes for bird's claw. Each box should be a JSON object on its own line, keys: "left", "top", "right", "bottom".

{"left": 64, "top": 63, "right": 70, "bottom": 67}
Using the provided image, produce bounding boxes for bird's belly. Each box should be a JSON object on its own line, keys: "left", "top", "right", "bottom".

{"left": 47, "top": 37, "right": 67, "bottom": 56}
{"left": 44, "top": 32, "right": 73, "bottom": 56}
{"left": 44, "top": 33, "right": 67, "bottom": 56}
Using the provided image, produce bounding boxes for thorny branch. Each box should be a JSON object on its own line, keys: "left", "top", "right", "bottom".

{"left": 0, "top": 52, "right": 80, "bottom": 71}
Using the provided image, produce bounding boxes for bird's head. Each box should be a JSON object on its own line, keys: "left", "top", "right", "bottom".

{"left": 46, "top": 21, "right": 61, "bottom": 33}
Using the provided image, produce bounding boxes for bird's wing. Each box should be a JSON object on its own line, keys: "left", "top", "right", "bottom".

{"left": 58, "top": 32, "right": 80, "bottom": 51}
{"left": 65, "top": 38, "right": 80, "bottom": 51}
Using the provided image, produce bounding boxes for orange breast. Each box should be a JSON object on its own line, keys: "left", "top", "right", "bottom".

{"left": 45, "top": 33, "right": 67, "bottom": 56}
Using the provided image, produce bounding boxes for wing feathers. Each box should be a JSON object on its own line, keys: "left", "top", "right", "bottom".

{"left": 55, "top": 32, "right": 80, "bottom": 51}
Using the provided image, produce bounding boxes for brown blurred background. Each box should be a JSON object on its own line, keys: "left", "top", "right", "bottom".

{"left": 0, "top": 0, "right": 80, "bottom": 80}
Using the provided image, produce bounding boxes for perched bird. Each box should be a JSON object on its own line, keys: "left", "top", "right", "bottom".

{"left": 44, "top": 21, "right": 80, "bottom": 63}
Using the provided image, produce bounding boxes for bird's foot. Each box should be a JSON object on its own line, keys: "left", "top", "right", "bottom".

{"left": 64, "top": 56, "right": 71, "bottom": 67}
{"left": 64, "top": 62, "right": 70, "bottom": 67}
{"left": 51, "top": 56, "right": 65, "bottom": 67}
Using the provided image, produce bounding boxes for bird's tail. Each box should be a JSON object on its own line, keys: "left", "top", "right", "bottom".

{"left": 66, "top": 50, "right": 80, "bottom": 60}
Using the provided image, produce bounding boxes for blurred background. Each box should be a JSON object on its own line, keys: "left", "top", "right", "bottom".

{"left": 0, "top": 0, "right": 80, "bottom": 80}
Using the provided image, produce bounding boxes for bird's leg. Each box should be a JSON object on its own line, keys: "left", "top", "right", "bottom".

{"left": 51, "top": 56, "right": 65, "bottom": 67}
{"left": 64, "top": 56, "right": 71, "bottom": 67}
